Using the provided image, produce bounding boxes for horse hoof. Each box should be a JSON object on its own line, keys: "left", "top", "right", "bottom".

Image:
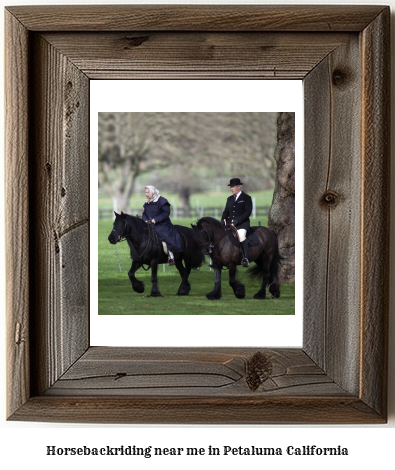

{"left": 253, "top": 293, "right": 266, "bottom": 300}
{"left": 269, "top": 285, "right": 281, "bottom": 298}
{"left": 147, "top": 293, "right": 163, "bottom": 298}
{"left": 133, "top": 283, "right": 145, "bottom": 294}
{"left": 269, "top": 289, "right": 281, "bottom": 299}
{"left": 206, "top": 292, "right": 221, "bottom": 300}
{"left": 235, "top": 286, "right": 245, "bottom": 299}
{"left": 177, "top": 291, "right": 190, "bottom": 296}
{"left": 177, "top": 285, "right": 191, "bottom": 296}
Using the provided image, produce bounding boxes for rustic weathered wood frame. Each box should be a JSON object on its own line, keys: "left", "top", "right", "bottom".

{"left": 5, "top": 5, "right": 389, "bottom": 423}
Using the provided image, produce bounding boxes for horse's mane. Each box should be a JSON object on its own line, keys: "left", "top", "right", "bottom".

{"left": 124, "top": 213, "right": 145, "bottom": 229}
{"left": 197, "top": 217, "right": 225, "bottom": 231}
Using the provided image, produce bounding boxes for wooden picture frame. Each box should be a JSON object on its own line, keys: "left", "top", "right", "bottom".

{"left": 5, "top": 5, "right": 389, "bottom": 424}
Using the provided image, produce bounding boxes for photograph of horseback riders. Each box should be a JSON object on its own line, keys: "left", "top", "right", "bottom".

{"left": 98, "top": 112, "right": 295, "bottom": 315}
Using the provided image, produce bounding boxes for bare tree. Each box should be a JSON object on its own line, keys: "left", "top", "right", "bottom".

{"left": 214, "top": 113, "right": 277, "bottom": 186}
{"left": 98, "top": 112, "right": 278, "bottom": 213}
{"left": 98, "top": 113, "right": 183, "bottom": 211}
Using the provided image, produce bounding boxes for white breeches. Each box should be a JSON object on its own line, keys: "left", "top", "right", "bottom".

{"left": 237, "top": 229, "right": 247, "bottom": 242}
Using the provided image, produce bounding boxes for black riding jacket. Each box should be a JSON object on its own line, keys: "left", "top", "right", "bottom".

{"left": 221, "top": 191, "right": 252, "bottom": 231}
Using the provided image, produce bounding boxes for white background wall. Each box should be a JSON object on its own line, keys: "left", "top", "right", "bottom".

{"left": 1, "top": 1, "right": 394, "bottom": 469}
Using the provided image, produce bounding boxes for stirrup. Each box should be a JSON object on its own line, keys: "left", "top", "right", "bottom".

{"left": 241, "top": 258, "right": 249, "bottom": 267}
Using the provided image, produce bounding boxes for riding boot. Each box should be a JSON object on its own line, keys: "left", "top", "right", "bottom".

{"left": 168, "top": 251, "right": 175, "bottom": 266}
{"left": 240, "top": 240, "right": 249, "bottom": 267}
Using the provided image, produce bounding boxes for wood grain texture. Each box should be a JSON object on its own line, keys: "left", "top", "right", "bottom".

{"left": 42, "top": 32, "right": 350, "bottom": 80}
{"left": 29, "top": 34, "right": 90, "bottom": 395}
{"left": 360, "top": 9, "right": 390, "bottom": 417}
{"left": 304, "top": 36, "right": 362, "bottom": 395}
{"left": 9, "top": 395, "right": 384, "bottom": 425}
{"left": 5, "top": 5, "right": 389, "bottom": 424}
{"left": 5, "top": 5, "right": 386, "bottom": 32}
{"left": 303, "top": 56, "right": 331, "bottom": 368}
{"left": 5, "top": 10, "right": 30, "bottom": 418}
{"left": 46, "top": 347, "right": 344, "bottom": 397}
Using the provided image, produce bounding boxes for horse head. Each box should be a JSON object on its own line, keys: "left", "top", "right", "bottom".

{"left": 192, "top": 217, "right": 225, "bottom": 255}
{"left": 108, "top": 211, "right": 128, "bottom": 244}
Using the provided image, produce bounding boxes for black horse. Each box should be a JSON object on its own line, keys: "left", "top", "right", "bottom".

{"left": 192, "top": 217, "right": 281, "bottom": 300}
{"left": 108, "top": 211, "right": 205, "bottom": 297}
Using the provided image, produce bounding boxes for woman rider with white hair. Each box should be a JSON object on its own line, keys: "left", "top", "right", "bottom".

{"left": 142, "top": 186, "right": 183, "bottom": 266}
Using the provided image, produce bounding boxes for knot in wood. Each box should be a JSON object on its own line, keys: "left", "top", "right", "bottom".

{"left": 321, "top": 190, "right": 340, "bottom": 208}
{"left": 246, "top": 351, "right": 273, "bottom": 391}
{"left": 123, "top": 35, "right": 149, "bottom": 49}
{"left": 332, "top": 68, "right": 349, "bottom": 87}
{"left": 15, "top": 322, "right": 22, "bottom": 345}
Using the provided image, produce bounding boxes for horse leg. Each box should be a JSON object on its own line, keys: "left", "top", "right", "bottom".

{"left": 148, "top": 259, "right": 163, "bottom": 297}
{"left": 206, "top": 267, "right": 222, "bottom": 300}
{"left": 175, "top": 257, "right": 191, "bottom": 296}
{"left": 229, "top": 262, "right": 245, "bottom": 299}
{"left": 269, "top": 281, "right": 281, "bottom": 299}
{"left": 128, "top": 260, "right": 144, "bottom": 293}
{"left": 253, "top": 255, "right": 270, "bottom": 299}
{"left": 268, "top": 250, "right": 281, "bottom": 299}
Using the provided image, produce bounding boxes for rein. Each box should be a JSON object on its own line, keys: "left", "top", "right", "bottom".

{"left": 116, "top": 221, "right": 149, "bottom": 243}
{"left": 200, "top": 226, "right": 228, "bottom": 252}
{"left": 198, "top": 224, "right": 237, "bottom": 271}
{"left": 229, "top": 225, "right": 240, "bottom": 243}
{"left": 114, "top": 218, "right": 159, "bottom": 270}
{"left": 138, "top": 223, "right": 160, "bottom": 262}
{"left": 200, "top": 225, "right": 238, "bottom": 249}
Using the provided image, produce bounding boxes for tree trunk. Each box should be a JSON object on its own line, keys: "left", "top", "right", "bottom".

{"left": 268, "top": 112, "right": 295, "bottom": 284}
{"left": 178, "top": 186, "right": 191, "bottom": 217}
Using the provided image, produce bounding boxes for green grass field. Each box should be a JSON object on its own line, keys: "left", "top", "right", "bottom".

{"left": 99, "top": 214, "right": 295, "bottom": 316}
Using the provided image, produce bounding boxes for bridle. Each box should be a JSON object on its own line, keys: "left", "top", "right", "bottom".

{"left": 199, "top": 226, "right": 228, "bottom": 254}
{"left": 112, "top": 218, "right": 159, "bottom": 268}
{"left": 112, "top": 218, "right": 129, "bottom": 243}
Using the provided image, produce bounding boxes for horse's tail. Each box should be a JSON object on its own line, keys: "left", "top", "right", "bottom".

{"left": 190, "top": 243, "right": 206, "bottom": 270}
{"left": 176, "top": 226, "right": 206, "bottom": 270}
{"left": 248, "top": 263, "right": 264, "bottom": 280}
{"left": 269, "top": 243, "right": 283, "bottom": 284}
{"left": 248, "top": 234, "right": 283, "bottom": 283}
{"left": 190, "top": 223, "right": 203, "bottom": 245}
{"left": 268, "top": 242, "right": 283, "bottom": 298}
{"left": 190, "top": 226, "right": 206, "bottom": 269}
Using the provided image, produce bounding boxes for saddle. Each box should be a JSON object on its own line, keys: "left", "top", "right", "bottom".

{"left": 227, "top": 227, "right": 260, "bottom": 248}
{"left": 146, "top": 221, "right": 165, "bottom": 251}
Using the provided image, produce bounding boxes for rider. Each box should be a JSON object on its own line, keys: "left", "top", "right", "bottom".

{"left": 142, "top": 185, "right": 183, "bottom": 266}
{"left": 221, "top": 178, "right": 252, "bottom": 267}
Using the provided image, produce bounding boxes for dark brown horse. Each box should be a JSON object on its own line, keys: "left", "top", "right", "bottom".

{"left": 192, "top": 217, "right": 281, "bottom": 300}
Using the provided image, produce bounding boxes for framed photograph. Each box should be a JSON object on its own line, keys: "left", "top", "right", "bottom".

{"left": 91, "top": 83, "right": 302, "bottom": 348}
{"left": 5, "top": 5, "right": 389, "bottom": 423}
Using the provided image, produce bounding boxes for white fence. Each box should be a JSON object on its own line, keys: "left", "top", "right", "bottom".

{"left": 100, "top": 205, "right": 270, "bottom": 220}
